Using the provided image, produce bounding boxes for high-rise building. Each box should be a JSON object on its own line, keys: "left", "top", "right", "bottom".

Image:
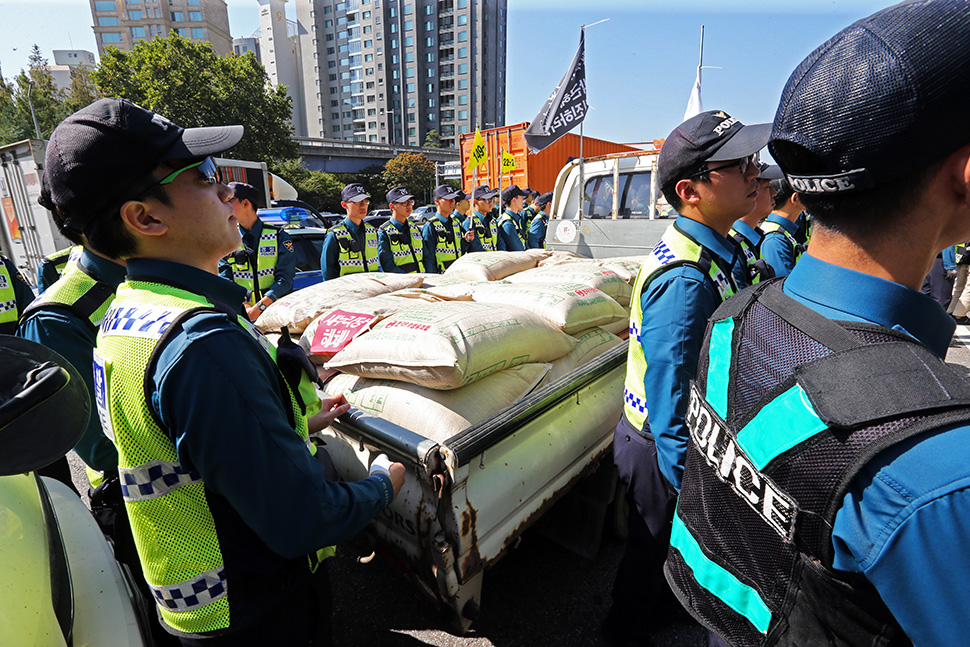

{"left": 259, "top": 0, "right": 307, "bottom": 136}
{"left": 89, "top": 0, "right": 232, "bottom": 57}
{"left": 42, "top": 50, "right": 99, "bottom": 92}
{"left": 296, "top": 0, "right": 507, "bottom": 149}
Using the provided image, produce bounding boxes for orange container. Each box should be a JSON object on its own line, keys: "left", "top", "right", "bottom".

{"left": 459, "top": 123, "right": 637, "bottom": 195}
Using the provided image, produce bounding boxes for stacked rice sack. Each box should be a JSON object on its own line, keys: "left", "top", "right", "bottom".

{"left": 255, "top": 251, "right": 642, "bottom": 441}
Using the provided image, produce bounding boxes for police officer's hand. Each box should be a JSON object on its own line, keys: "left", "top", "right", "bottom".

{"left": 308, "top": 394, "right": 352, "bottom": 433}
{"left": 463, "top": 230, "right": 475, "bottom": 242}
{"left": 245, "top": 303, "right": 262, "bottom": 321}
{"left": 370, "top": 454, "right": 407, "bottom": 500}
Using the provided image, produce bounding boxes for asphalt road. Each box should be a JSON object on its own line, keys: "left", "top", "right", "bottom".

{"left": 66, "top": 330, "right": 970, "bottom": 647}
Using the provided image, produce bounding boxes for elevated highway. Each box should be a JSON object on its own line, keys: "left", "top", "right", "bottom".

{"left": 295, "top": 137, "right": 459, "bottom": 174}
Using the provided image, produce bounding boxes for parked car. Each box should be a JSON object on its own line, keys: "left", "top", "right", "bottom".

{"left": 286, "top": 227, "right": 331, "bottom": 290}
{"left": 408, "top": 205, "right": 437, "bottom": 225}
{"left": 0, "top": 337, "right": 153, "bottom": 647}
{"left": 364, "top": 214, "right": 390, "bottom": 229}
{"left": 369, "top": 208, "right": 392, "bottom": 219}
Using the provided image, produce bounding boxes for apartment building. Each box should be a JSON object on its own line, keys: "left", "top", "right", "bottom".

{"left": 89, "top": 0, "right": 232, "bottom": 57}
{"left": 295, "top": 0, "right": 507, "bottom": 149}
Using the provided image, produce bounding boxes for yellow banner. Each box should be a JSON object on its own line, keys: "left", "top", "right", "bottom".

{"left": 501, "top": 149, "right": 517, "bottom": 173}
{"left": 466, "top": 127, "right": 488, "bottom": 172}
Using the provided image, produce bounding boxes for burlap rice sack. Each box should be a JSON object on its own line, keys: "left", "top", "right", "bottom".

{"left": 469, "top": 282, "right": 628, "bottom": 335}
{"left": 541, "top": 327, "right": 626, "bottom": 387}
{"left": 536, "top": 250, "right": 594, "bottom": 267}
{"left": 503, "top": 264, "right": 633, "bottom": 306}
{"left": 325, "top": 300, "right": 577, "bottom": 389}
{"left": 256, "top": 273, "right": 424, "bottom": 334}
{"left": 324, "top": 363, "right": 551, "bottom": 442}
{"left": 596, "top": 256, "right": 651, "bottom": 284}
{"left": 442, "top": 249, "right": 550, "bottom": 282}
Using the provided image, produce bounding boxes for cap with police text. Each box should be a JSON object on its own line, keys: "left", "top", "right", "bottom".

{"left": 473, "top": 185, "right": 496, "bottom": 200}
{"left": 658, "top": 110, "right": 770, "bottom": 190}
{"left": 229, "top": 182, "right": 260, "bottom": 207}
{"left": 386, "top": 186, "right": 414, "bottom": 204}
{"left": 537, "top": 192, "right": 554, "bottom": 208}
{"left": 433, "top": 185, "right": 461, "bottom": 201}
{"left": 39, "top": 98, "right": 243, "bottom": 235}
{"left": 342, "top": 183, "right": 370, "bottom": 203}
{"left": 502, "top": 184, "right": 528, "bottom": 204}
{"left": 770, "top": 1, "right": 970, "bottom": 195}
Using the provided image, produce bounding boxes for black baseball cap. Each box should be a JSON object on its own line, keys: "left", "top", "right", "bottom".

{"left": 39, "top": 98, "right": 243, "bottom": 235}
{"left": 473, "top": 185, "right": 496, "bottom": 200}
{"left": 502, "top": 184, "right": 527, "bottom": 204}
{"left": 658, "top": 110, "right": 770, "bottom": 191}
{"left": 229, "top": 182, "right": 259, "bottom": 206}
{"left": 770, "top": 0, "right": 970, "bottom": 196}
{"left": 342, "top": 183, "right": 370, "bottom": 203}
{"left": 455, "top": 189, "right": 468, "bottom": 201}
{"left": 537, "top": 192, "right": 554, "bottom": 208}
{"left": 433, "top": 185, "right": 461, "bottom": 200}
{"left": 386, "top": 186, "right": 414, "bottom": 204}
{"left": 759, "top": 165, "right": 784, "bottom": 181}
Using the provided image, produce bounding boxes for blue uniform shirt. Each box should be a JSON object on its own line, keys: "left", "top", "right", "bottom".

{"left": 461, "top": 210, "right": 489, "bottom": 253}
{"left": 527, "top": 211, "right": 548, "bottom": 249}
{"left": 218, "top": 220, "right": 296, "bottom": 300}
{"left": 785, "top": 254, "right": 967, "bottom": 647}
{"left": 760, "top": 213, "right": 801, "bottom": 278}
{"left": 421, "top": 213, "right": 464, "bottom": 273}
{"left": 376, "top": 218, "right": 415, "bottom": 273}
{"left": 643, "top": 215, "right": 738, "bottom": 490}
{"left": 729, "top": 220, "right": 763, "bottom": 289}
{"left": 943, "top": 245, "right": 957, "bottom": 271}
{"left": 18, "top": 249, "right": 122, "bottom": 471}
{"left": 497, "top": 210, "right": 525, "bottom": 252}
{"left": 125, "top": 258, "right": 394, "bottom": 559}
{"left": 320, "top": 216, "right": 368, "bottom": 281}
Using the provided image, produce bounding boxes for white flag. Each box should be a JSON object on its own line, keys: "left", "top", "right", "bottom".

{"left": 683, "top": 66, "right": 703, "bottom": 121}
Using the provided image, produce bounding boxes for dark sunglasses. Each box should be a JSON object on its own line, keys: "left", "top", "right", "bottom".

{"left": 689, "top": 154, "right": 757, "bottom": 179}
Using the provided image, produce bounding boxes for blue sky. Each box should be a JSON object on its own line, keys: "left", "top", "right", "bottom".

{"left": 0, "top": 0, "right": 893, "bottom": 144}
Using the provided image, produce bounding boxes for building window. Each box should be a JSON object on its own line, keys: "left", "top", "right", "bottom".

{"left": 101, "top": 32, "right": 123, "bottom": 43}
{"left": 390, "top": 7, "right": 397, "bottom": 17}
{"left": 406, "top": 82, "right": 415, "bottom": 92}
{"left": 363, "top": 10, "right": 371, "bottom": 18}
{"left": 458, "top": 31, "right": 467, "bottom": 42}
{"left": 390, "top": 23, "right": 397, "bottom": 33}
{"left": 425, "top": 37, "right": 434, "bottom": 47}
{"left": 364, "top": 25, "right": 372, "bottom": 34}
{"left": 131, "top": 26, "right": 147, "bottom": 37}
{"left": 427, "top": 67, "right": 435, "bottom": 77}
{"left": 458, "top": 64, "right": 468, "bottom": 74}
{"left": 459, "top": 110, "right": 468, "bottom": 120}
{"left": 170, "top": 11, "right": 183, "bottom": 21}
{"left": 428, "top": 113, "right": 435, "bottom": 121}
{"left": 458, "top": 47, "right": 467, "bottom": 58}
{"left": 408, "top": 127, "right": 416, "bottom": 136}
{"left": 364, "top": 39, "right": 372, "bottom": 47}
{"left": 94, "top": 0, "right": 117, "bottom": 10}
{"left": 99, "top": 16, "right": 120, "bottom": 25}
{"left": 326, "top": 33, "right": 334, "bottom": 41}
{"left": 405, "top": 20, "right": 412, "bottom": 31}
{"left": 187, "top": 0, "right": 199, "bottom": 4}
{"left": 425, "top": 20, "right": 433, "bottom": 31}
{"left": 331, "top": 112, "right": 339, "bottom": 119}
{"left": 427, "top": 85, "right": 434, "bottom": 94}
{"left": 324, "top": 19, "right": 333, "bottom": 27}
{"left": 327, "top": 47, "right": 335, "bottom": 54}
{"left": 458, "top": 79, "right": 468, "bottom": 90}
{"left": 457, "top": 0, "right": 467, "bottom": 7}
{"left": 328, "top": 60, "right": 337, "bottom": 68}
{"left": 127, "top": 10, "right": 142, "bottom": 19}
{"left": 459, "top": 95, "right": 468, "bottom": 105}
{"left": 403, "top": 36, "right": 413, "bottom": 46}
{"left": 459, "top": 125, "right": 469, "bottom": 134}
{"left": 391, "top": 39, "right": 398, "bottom": 48}
{"left": 458, "top": 15, "right": 467, "bottom": 25}
{"left": 189, "top": 11, "right": 201, "bottom": 20}
{"left": 392, "top": 70, "right": 399, "bottom": 79}
{"left": 405, "top": 52, "right": 414, "bottom": 62}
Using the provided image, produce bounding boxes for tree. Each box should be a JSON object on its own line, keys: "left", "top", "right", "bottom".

{"left": 268, "top": 158, "right": 345, "bottom": 213}
{"left": 0, "top": 46, "right": 69, "bottom": 144}
{"left": 423, "top": 128, "right": 443, "bottom": 148}
{"left": 91, "top": 34, "right": 297, "bottom": 161}
{"left": 62, "top": 64, "right": 100, "bottom": 115}
{"left": 382, "top": 152, "right": 435, "bottom": 203}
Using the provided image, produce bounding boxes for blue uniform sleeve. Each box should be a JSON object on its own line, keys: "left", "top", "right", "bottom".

{"left": 461, "top": 219, "right": 485, "bottom": 253}
{"left": 18, "top": 310, "right": 118, "bottom": 471}
{"left": 527, "top": 218, "right": 546, "bottom": 249}
{"left": 321, "top": 231, "right": 341, "bottom": 281}
{"left": 6, "top": 258, "right": 35, "bottom": 311}
{"left": 831, "top": 422, "right": 970, "bottom": 647}
{"left": 154, "top": 319, "right": 393, "bottom": 559}
{"left": 943, "top": 246, "right": 957, "bottom": 271}
{"left": 499, "top": 221, "right": 525, "bottom": 252}
{"left": 640, "top": 266, "right": 721, "bottom": 490}
{"left": 38, "top": 260, "right": 61, "bottom": 294}
{"left": 217, "top": 257, "right": 234, "bottom": 282}
{"left": 265, "top": 229, "right": 295, "bottom": 300}
{"left": 377, "top": 229, "right": 405, "bottom": 273}
{"left": 422, "top": 223, "right": 438, "bottom": 273}
{"left": 760, "top": 232, "right": 796, "bottom": 278}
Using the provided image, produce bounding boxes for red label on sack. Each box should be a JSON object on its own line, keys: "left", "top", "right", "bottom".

{"left": 311, "top": 310, "right": 376, "bottom": 354}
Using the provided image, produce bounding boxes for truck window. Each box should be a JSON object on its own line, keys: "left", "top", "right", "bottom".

{"left": 582, "top": 172, "right": 653, "bottom": 219}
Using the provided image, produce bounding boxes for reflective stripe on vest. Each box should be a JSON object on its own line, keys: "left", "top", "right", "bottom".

{"left": 498, "top": 210, "right": 527, "bottom": 246}
{"left": 94, "top": 280, "right": 316, "bottom": 634}
{"left": 728, "top": 228, "right": 774, "bottom": 285}
{"left": 470, "top": 213, "right": 498, "bottom": 252}
{"left": 41, "top": 245, "right": 83, "bottom": 284}
{"left": 431, "top": 217, "right": 463, "bottom": 272}
{"left": 226, "top": 226, "right": 280, "bottom": 298}
{"left": 379, "top": 220, "right": 423, "bottom": 273}
{"left": 0, "top": 263, "right": 18, "bottom": 326}
{"left": 23, "top": 259, "right": 116, "bottom": 330}
{"left": 330, "top": 222, "right": 380, "bottom": 275}
{"left": 760, "top": 220, "right": 805, "bottom": 264}
{"left": 623, "top": 223, "right": 737, "bottom": 431}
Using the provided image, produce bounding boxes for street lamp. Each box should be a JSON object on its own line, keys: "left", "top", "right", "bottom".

{"left": 26, "top": 79, "right": 41, "bottom": 140}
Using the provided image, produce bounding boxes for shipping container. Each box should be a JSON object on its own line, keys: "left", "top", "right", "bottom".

{"left": 0, "top": 139, "right": 73, "bottom": 286}
{"left": 459, "top": 123, "right": 637, "bottom": 196}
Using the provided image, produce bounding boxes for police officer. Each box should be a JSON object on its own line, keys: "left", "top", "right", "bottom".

{"left": 0, "top": 254, "right": 34, "bottom": 335}
{"left": 497, "top": 185, "right": 528, "bottom": 251}
{"left": 528, "top": 191, "right": 553, "bottom": 249}
{"left": 667, "top": 4, "right": 970, "bottom": 645}
{"left": 422, "top": 184, "right": 474, "bottom": 273}
{"left": 41, "top": 98, "right": 406, "bottom": 646}
{"left": 320, "top": 183, "right": 380, "bottom": 280}
{"left": 604, "top": 109, "right": 768, "bottom": 645}
{"left": 463, "top": 185, "right": 500, "bottom": 253}
{"left": 36, "top": 244, "right": 83, "bottom": 292}
{"left": 453, "top": 189, "right": 471, "bottom": 228}
{"left": 218, "top": 182, "right": 296, "bottom": 321}
{"left": 377, "top": 186, "right": 423, "bottom": 273}
{"left": 728, "top": 163, "right": 781, "bottom": 288}
{"left": 758, "top": 173, "right": 806, "bottom": 278}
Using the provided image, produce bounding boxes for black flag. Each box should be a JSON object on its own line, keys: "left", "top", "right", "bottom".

{"left": 524, "top": 31, "right": 588, "bottom": 154}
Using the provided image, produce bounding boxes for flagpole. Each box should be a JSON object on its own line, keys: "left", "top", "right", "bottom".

{"left": 698, "top": 25, "right": 704, "bottom": 72}
{"left": 578, "top": 24, "right": 586, "bottom": 220}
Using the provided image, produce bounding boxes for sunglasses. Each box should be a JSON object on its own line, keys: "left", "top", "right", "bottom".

{"left": 689, "top": 154, "right": 758, "bottom": 178}
{"left": 157, "top": 156, "right": 221, "bottom": 187}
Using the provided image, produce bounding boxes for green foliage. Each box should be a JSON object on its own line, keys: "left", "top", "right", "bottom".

{"left": 0, "top": 46, "right": 70, "bottom": 144}
{"left": 423, "top": 128, "right": 443, "bottom": 148}
{"left": 268, "top": 158, "right": 345, "bottom": 213}
{"left": 382, "top": 152, "right": 436, "bottom": 204}
{"left": 61, "top": 65, "right": 100, "bottom": 116}
{"left": 91, "top": 34, "right": 297, "bottom": 161}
